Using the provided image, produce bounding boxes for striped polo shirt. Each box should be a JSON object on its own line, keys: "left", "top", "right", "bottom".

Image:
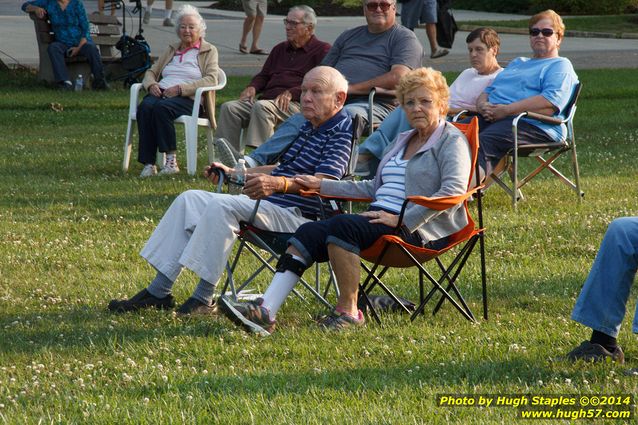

{"left": 265, "top": 109, "right": 353, "bottom": 218}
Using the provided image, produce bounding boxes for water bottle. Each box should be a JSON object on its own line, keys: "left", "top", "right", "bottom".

{"left": 228, "top": 159, "right": 247, "bottom": 195}
{"left": 74, "top": 74, "right": 83, "bottom": 92}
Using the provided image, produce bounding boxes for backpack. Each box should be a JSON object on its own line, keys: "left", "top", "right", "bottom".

{"left": 436, "top": 0, "right": 458, "bottom": 49}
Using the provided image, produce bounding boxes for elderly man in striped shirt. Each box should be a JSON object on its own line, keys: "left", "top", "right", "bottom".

{"left": 108, "top": 66, "right": 353, "bottom": 317}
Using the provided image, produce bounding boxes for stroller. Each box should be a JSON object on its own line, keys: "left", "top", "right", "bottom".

{"left": 112, "top": 0, "right": 152, "bottom": 86}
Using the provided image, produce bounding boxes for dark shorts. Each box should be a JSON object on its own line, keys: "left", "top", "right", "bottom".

{"left": 288, "top": 207, "right": 447, "bottom": 264}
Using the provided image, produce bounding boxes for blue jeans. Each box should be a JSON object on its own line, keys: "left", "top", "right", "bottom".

{"left": 571, "top": 217, "right": 638, "bottom": 338}
{"left": 359, "top": 106, "right": 411, "bottom": 159}
{"left": 248, "top": 101, "right": 395, "bottom": 166}
{"left": 248, "top": 112, "right": 307, "bottom": 166}
{"left": 48, "top": 41, "right": 105, "bottom": 83}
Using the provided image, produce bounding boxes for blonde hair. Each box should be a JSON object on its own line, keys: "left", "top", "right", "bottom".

{"left": 529, "top": 9, "right": 565, "bottom": 41}
{"left": 396, "top": 67, "right": 449, "bottom": 116}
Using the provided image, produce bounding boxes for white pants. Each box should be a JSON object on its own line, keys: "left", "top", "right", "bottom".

{"left": 216, "top": 99, "right": 301, "bottom": 152}
{"left": 140, "top": 190, "right": 311, "bottom": 285}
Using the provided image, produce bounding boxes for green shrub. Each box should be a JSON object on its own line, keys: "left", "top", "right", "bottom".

{"left": 452, "top": 0, "right": 638, "bottom": 14}
{"left": 214, "top": 0, "right": 361, "bottom": 16}
{"left": 452, "top": 0, "right": 533, "bottom": 14}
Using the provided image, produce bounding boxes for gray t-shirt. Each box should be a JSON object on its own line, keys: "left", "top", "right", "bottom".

{"left": 322, "top": 24, "right": 423, "bottom": 86}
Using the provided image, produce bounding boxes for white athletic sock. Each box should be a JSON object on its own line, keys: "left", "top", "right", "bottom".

{"left": 261, "top": 255, "right": 307, "bottom": 318}
{"left": 146, "top": 4, "right": 153, "bottom": 13}
{"left": 164, "top": 9, "right": 172, "bottom": 19}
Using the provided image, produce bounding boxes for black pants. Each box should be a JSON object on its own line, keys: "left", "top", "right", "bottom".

{"left": 472, "top": 115, "right": 555, "bottom": 170}
{"left": 136, "top": 94, "right": 195, "bottom": 164}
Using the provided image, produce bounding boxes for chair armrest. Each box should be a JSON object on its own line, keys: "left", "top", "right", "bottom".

{"left": 191, "top": 70, "right": 228, "bottom": 123}
{"left": 514, "top": 111, "right": 563, "bottom": 126}
{"left": 404, "top": 186, "right": 482, "bottom": 211}
{"left": 128, "top": 83, "right": 143, "bottom": 116}
{"left": 451, "top": 110, "right": 469, "bottom": 122}
{"left": 299, "top": 189, "right": 373, "bottom": 203}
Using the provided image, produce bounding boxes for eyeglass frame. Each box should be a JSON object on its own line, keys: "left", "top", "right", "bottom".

{"left": 283, "top": 18, "right": 307, "bottom": 27}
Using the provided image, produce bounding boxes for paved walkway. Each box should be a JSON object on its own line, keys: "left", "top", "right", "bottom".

{"left": 1, "top": 0, "right": 636, "bottom": 76}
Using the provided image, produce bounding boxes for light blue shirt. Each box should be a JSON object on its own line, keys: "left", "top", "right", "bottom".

{"left": 485, "top": 56, "right": 578, "bottom": 141}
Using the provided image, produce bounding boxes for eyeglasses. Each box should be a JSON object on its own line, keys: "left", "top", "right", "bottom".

{"left": 179, "top": 25, "right": 197, "bottom": 31}
{"left": 365, "top": 1, "right": 393, "bottom": 12}
{"left": 283, "top": 18, "right": 305, "bottom": 27}
{"left": 403, "top": 99, "right": 433, "bottom": 110}
{"left": 529, "top": 28, "right": 555, "bottom": 37}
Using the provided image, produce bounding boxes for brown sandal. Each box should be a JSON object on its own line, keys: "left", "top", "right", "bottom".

{"left": 239, "top": 44, "right": 248, "bottom": 54}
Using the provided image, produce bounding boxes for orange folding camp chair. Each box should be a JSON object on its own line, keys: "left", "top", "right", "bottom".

{"left": 355, "top": 117, "right": 487, "bottom": 324}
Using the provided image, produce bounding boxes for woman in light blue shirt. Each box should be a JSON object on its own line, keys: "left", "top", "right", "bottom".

{"left": 475, "top": 9, "right": 579, "bottom": 174}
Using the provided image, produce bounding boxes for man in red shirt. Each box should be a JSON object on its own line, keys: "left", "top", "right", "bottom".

{"left": 216, "top": 5, "right": 330, "bottom": 153}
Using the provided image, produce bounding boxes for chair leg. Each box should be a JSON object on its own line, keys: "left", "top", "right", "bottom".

{"left": 184, "top": 121, "right": 198, "bottom": 175}
{"left": 123, "top": 118, "right": 135, "bottom": 172}
{"left": 206, "top": 127, "right": 215, "bottom": 165}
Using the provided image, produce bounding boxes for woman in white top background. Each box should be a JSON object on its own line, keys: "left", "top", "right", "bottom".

{"left": 356, "top": 27, "right": 502, "bottom": 177}
{"left": 137, "top": 5, "right": 218, "bottom": 177}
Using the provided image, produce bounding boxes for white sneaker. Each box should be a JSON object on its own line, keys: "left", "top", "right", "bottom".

{"left": 163, "top": 17, "right": 174, "bottom": 27}
{"left": 143, "top": 10, "right": 151, "bottom": 24}
{"left": 140, "top": 164, "right": 157, "bottom": 177}
{"left": 159, "top": 163, "right": 180, "bottom": 175}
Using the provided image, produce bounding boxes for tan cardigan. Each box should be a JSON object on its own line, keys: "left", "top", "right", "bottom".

{"left": 142, "top": 39, "right": 219, "bottom": 126}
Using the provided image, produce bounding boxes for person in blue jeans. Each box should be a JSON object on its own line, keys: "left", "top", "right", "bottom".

{"left": 22, "top": 0, "right": 108, "bottom": 90}
{"left": 566, "top": 217, "right": 638, "bottom": 364}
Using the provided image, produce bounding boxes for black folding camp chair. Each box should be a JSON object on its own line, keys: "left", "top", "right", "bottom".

{"left": 217, "top": 114, "right": 366, "bottom": 308}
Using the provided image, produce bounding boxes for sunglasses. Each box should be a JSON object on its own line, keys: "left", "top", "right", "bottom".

{"left": 366, "top": 2, "right": 393, "bottom": 12}
{"left": 529, "top": 28, "right": 555, "bottom": 37}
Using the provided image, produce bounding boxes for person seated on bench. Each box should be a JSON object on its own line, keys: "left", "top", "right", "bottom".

{"left": 136, "top": 5, "right": 218, "bottom": 177}
{"left": 107, "top": 66, "right": 354, "bottom": 317}
{"left": 220, "top": 67, "right": 471, "bottom": 335}
{"left": 355, "top": 27, "right": 503, "bottom": 177}
{"left": 22, "top": 0, "right": 109, "bottom": 90}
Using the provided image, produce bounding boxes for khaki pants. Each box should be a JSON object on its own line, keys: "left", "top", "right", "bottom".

{"left": 216, "top": 99, "right": 301, "bottom": 153}
{"left": 140, "top": 190, "right": 311, "bottom": 285}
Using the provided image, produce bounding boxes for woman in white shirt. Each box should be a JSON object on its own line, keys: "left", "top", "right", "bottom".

{"left": 137, "top": 5, "right": 219, "bottom": 177}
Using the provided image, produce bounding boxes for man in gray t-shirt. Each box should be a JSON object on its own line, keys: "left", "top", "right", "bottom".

{"left": 227, "top": 0, "right": 422, "bottom": 168}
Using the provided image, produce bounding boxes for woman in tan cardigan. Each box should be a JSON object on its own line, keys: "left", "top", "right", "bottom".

{"left": 137, "top": 4, "right": 218, "bottom": 177}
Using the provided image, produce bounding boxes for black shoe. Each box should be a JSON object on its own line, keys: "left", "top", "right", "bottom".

{"left": 92, "top": 78, "right": 110, "bottom": 91}
{"left": 108, "top": 288, "right": 175, "bottom": 313}
{"left": 565, "top": 340, "right": 625, "bottom": 364}
{"left": 176, "top": 297, "right": 217, "bottom": 316}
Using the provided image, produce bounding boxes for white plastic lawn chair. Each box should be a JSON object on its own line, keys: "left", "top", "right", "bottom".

{"left": 122, "top": 68, "right": 227, "bottom": 175}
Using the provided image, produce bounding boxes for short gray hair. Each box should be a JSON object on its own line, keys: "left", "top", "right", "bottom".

{"left": 289, "top": 5, "right": 317, "bottom": 28}
{"left": 174, "top": 5, "right": 207, "bottom": 39}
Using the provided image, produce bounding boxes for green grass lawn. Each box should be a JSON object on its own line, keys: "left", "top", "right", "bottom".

{"left": 1, "top": 68, "right": 638, "bottom": 424}
{"left": 462, "top": 14, "right": 638, "bottom": 35}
